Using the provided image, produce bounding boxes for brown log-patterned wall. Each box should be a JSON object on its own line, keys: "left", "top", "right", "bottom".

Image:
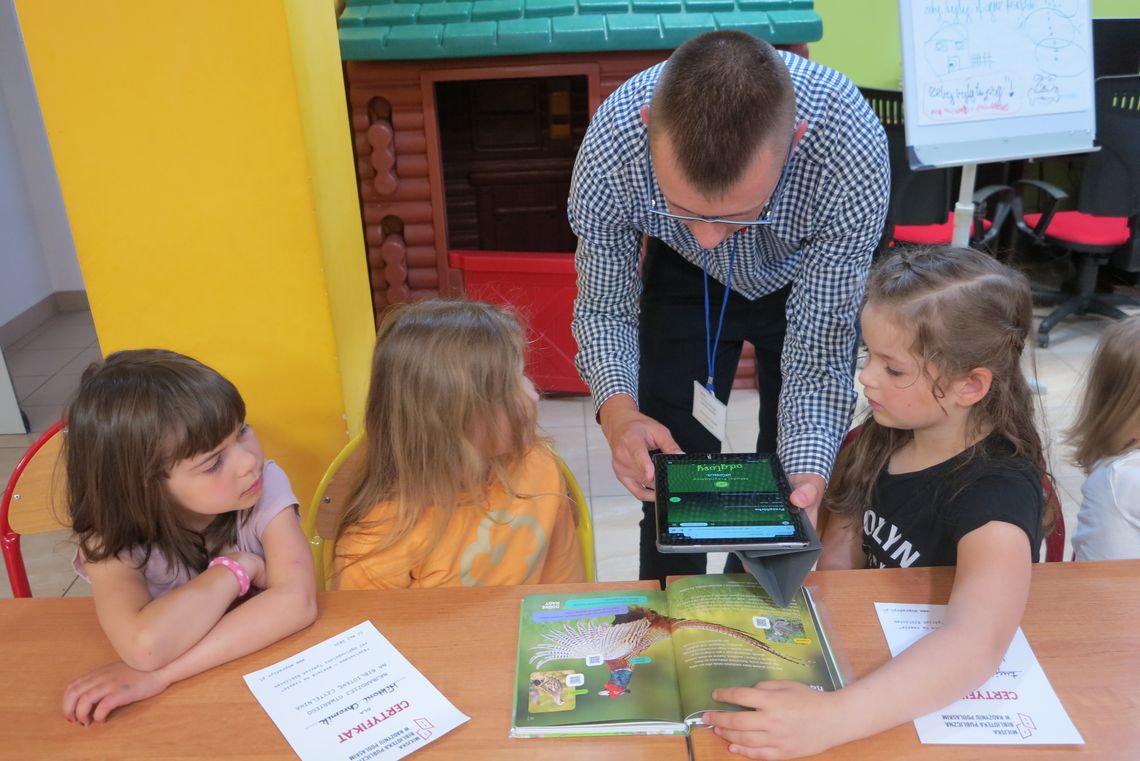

{"left": 348, "top": 68, "right": 438, "bottom": 307}
{"left": 346, "top": 51, "right": 666, "bottom": 317}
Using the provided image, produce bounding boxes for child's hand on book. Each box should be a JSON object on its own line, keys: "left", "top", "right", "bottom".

{"left": 704, "top": 681, "right": 852, "bottom": 760}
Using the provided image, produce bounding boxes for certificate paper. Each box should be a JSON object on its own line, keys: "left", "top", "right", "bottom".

{"left": 244, "top": 621, "right": 469, "bottom": 760}
{"left": 875, "top": 603, "right": 1083, "bottom": 746}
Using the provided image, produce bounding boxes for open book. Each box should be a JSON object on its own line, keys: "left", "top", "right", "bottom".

{"left": 511, "top": 574, "right": 843, "bottom": 738}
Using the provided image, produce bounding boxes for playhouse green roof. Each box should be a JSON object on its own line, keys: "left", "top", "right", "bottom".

{"left": 339, "top": 0, "right": 821, "bottom": 60}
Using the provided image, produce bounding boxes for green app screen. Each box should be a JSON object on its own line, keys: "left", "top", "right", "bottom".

{"left": 664, "top": 458, "right": 796, "bottom": 541}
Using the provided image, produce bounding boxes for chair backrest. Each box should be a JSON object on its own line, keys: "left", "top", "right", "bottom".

{"left": 1080, "top": 75, "right": 1140, "bottom": 217}
{"left": 860, "top": 87, "right": 954, "bottom": 230}
{"left": 307, "top": 436, "right": 598, "bottom": 587}
{"left": 1042, "top": 477, "right": 1066, "bottom": 563}
{"left": 1, "top": 420, "right": 69, "bottom": 597}
{"left": 548, "top": 445, "right": 597, "bottom": 582}
{"left": 303, "top": 433, "right": 364, "bottom": 592}
{"left": 1081, "top": 74, "right": 1140, "bottom": 270}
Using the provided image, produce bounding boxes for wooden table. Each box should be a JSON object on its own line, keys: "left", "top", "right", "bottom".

{"left": 691, "top": 559, "right": 1140, "bottom": 760}
{"left": 1, "top": 562, "right": 1137, "bottom": 760}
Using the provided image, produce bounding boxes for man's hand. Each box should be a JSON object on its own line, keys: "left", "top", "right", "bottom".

{"left": 599, "top": 394, "right": 682, "bottom": 501}
{"left": 787, "top": 472, "right": 826, "bottom": 528}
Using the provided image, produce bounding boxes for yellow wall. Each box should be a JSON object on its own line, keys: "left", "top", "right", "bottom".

{"left": 282, "top": 0, "right": 375, "bottom": 439}
{"left": 15, "top": 1, "right": 374, "bottom": 500}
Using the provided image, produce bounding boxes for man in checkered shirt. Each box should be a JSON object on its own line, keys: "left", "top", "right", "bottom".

{"left": 568, "top": 31, "right": 889, "bottom": 584}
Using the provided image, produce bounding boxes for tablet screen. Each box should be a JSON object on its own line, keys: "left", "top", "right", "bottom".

{"left": 666, "top": 458, "right": 778, "bottom": 494}
{"left": 654, "top": 453, "right": 807, "bottom": 551}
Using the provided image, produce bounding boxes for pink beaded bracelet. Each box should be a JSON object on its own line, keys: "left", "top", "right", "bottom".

{"left": 208, "top": 555, "right": 251, "bottom": 596}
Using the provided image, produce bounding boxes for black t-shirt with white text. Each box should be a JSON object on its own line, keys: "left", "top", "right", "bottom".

{"left": 862, "top": 436, "right": 1043, "bottom": 568}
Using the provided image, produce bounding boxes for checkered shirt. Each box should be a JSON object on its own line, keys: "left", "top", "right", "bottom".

{"left": 569, "top": 51, "right": 889, "bottom": 480}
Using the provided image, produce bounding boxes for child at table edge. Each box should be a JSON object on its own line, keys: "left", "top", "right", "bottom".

{"left": 1065, "top": 316, "right": 1140, "bottom": 561}
{"left": 332, "top": 299, "right": 585, "bottom": 590}
{"left": 704, "top": 247, "right": 1055, "bottom": 759}
{"left": 61, "top": 349, "right": 316, "bottom": 725}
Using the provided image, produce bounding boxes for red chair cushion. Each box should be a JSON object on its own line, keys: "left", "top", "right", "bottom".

{"left": 1023, "top": 211, "right": 1130, "bottom": 247}
{"left": 894, "top": 214, "right": 991, "bottom": 245}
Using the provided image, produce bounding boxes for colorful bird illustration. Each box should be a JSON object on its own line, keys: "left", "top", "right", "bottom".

{"left": 529, "top": 606, "right": 803, "bottom": 698}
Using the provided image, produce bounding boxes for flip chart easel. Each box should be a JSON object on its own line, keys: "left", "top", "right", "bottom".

{"left": 898, "top": 0, "right": 1097, "bottom": 246}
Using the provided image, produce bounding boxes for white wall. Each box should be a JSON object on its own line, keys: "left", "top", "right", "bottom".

{"left": 0, "top": 89, "right": 51, "bottom": 326}
{"left": 0, "top": 0, "right": 82, "bottom": 328}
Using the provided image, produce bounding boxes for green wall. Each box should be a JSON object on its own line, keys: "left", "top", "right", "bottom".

{"left": 812, "top": 0, "right": 1138, "bottom": 88}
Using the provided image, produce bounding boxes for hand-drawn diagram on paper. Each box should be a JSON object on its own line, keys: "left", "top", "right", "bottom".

{"left": 914, "top": 0, "right": 1091, "bottom": 126}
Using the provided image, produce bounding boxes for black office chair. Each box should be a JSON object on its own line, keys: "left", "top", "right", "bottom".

{"left": 1011, "top": 75, "right": 1140, "bottom": 348}
{"left": 860, "top": 88, "right": 1012, "bottom": 254}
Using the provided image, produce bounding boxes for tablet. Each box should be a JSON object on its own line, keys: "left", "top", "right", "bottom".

{"left": 653, "top": 452, "right": 810, "bottom": 553}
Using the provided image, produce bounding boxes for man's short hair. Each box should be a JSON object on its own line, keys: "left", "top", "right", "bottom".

{"left": 650, "top": 31, "right": 796, "bottom": 197}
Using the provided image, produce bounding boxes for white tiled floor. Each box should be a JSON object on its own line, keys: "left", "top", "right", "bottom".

{"left": 1, "top": 303, "right": 1133, "bottom": 598}
{"left": 1, "top": 309, "right": 101, "bottom": 599}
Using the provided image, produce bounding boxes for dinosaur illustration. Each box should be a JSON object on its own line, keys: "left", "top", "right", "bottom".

{"left": 529, "top": 606, "right": 803, "bottom": 698}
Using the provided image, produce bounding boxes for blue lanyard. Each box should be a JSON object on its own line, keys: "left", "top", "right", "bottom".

{"left": 702, "top": 236, "right": 736, "bottom": 393}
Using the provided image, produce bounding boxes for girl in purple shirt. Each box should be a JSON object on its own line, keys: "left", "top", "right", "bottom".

{"left": 62, "top": 349, "right": 316, "bottom": 725}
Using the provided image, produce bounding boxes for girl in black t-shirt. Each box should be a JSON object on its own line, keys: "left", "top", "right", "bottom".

{"left": 704, "top": 247, "right": 1055, "bottom": 758}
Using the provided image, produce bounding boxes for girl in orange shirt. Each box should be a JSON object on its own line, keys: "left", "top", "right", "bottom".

{"left": 333, "top": 300, "right": 585, "bottom": 589}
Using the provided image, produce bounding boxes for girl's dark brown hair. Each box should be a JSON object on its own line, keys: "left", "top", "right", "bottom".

{"left": 826, "top": 247, "right": 1056, "bottom": 534}
{"left": 66, "top": 349, "right": 247, "bottom": 575}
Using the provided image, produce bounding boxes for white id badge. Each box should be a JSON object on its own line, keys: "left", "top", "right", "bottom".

{"left": 692, "top": 381, "right": 728, "bottom": 442}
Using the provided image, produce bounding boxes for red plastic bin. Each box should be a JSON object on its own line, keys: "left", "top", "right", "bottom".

{"left": 448, "top": 250, "right": 588, "bottom": 394}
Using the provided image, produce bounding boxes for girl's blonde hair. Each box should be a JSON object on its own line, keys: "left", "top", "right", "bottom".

{"left": 65, "top": 349, "right": 248, "bottom": 575}
{"left": 827, "top": 247, "right": 1056, "bottom": 534}
{"left": 1066, "top": 316, "right": 1140, "bottom": 471}
{"left": 334, "top": 300, "right": 539, "bottom": 568}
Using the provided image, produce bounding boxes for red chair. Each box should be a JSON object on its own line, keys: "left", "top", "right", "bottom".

{"left": 1, "top": 420, "right": 68, "bottom": 597}
{"left": 1042, "top": 477, "right": 1066, "bottom": 564}
{"left": 1012, "top": 75, "right": 1140, "bottom": 348}
{"left": 837, "top": 424, "right": 1065, "bottom": 562}
{"left": 860, "top": 87, "right": 1012, "bottom": 253}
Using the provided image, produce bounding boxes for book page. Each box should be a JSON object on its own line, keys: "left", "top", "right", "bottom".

{"left": 511, "top": 590, "right": 684, "bottom": 736}
{"left": 665, "top": 574, "right": 842, "bottom": 722}
{"left": 243, "top": 621, "right": 469, "bottom": 760}
{"left": 875, "top": 603, "right": 1083, "bottom": 745}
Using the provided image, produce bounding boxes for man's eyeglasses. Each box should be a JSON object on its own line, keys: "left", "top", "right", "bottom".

{"left": 645, "top": 127, "right": 797, "bottom": 228}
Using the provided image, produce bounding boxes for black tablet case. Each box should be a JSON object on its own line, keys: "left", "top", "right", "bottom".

{"left": 733, "top": 513, "right": 822, "bottom": 607}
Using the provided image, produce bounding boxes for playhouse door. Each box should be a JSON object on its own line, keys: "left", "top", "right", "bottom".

{"left": 437, "top": 75, "right": 589, "bottom": 393}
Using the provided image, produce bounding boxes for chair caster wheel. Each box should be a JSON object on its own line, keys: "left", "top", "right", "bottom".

{"left": 1038, "top": 334, "right": 1050, "bottom": 349}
